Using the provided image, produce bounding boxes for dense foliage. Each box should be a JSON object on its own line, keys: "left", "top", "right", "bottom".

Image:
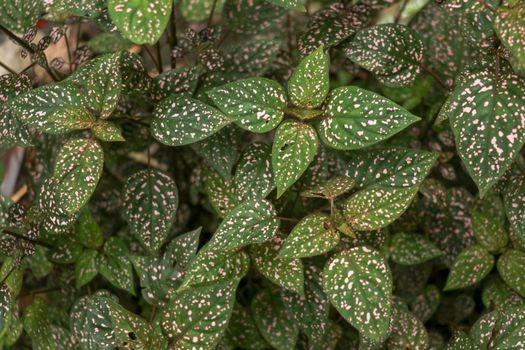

{"left": 0, "top": 0, "right": 524, "bottom": 348}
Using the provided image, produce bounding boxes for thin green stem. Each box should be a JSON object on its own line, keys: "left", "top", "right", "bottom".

{"left": 207, "top": 0, "right": 219, "bottom": 26}
{"left": 64, "top": 28, "right": 73, "bottom": 74}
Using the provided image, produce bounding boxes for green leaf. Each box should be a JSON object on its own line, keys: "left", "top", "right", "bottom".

{"left": 92, "top": 120, "right": 125, "bottom": 142}
{"left": 281, "top": 263, "right": 330, "bottom": 347}
{"left": 0, "top": 74, "right": 32, "bottom": 149}
{"left": 344, "top": 186, "right": 418, "bottom": 231}
{"left": 71, "top": 292, "right": 162, "bottom": 350}
{"left": 152, "top": 95, "right": 230, "bottom": 146}
{"left": 132, "top": 228, "right": 200, "bottom": 304}
{"left": 75, "top": 209, "right": 104, "bottom": 249}
{"left": 482, "top": 275, "right": 523, "bottom": 310}
{"left": 298, "top": 3, "right": 372, "bottom": 56}
{"left": 181, "top": 0, "right": 224, "bottom": 22}
{"left": 502, "top": 169, "right": 525, "bottom": 242}
{"left": 75, "top": 249, "right": 98, "bottom": 289}
{"left": 252, "top": 289, "right": 299, "bottom": 350}
{"left": 448, "top": 62, "right": 525, "bottom": 196}
{"left": 208, "top": 77, "right": 287, "bottom": 133}
{"left": 411, "top": 285, "right": 441, "bottom": 323}
{"left": 341, "top": 148, "right": 438, "bottom": 189}
{"left": 389, "top": 232, "right": 442, "bottom": 265}
{"left": 0, "top": 284, "right": 12, "bottom": 338}
{"left": 223, "top": 303, "right": 269, "bottom": 349}
{"left": 87, "top": 32, "right": 133, "bottom": 54}
{"left": 495, "top": 3, "right": 525, "bottom": 69}
{"left": 8, "top": 83, "right": 94, "bottom": 134}
{"left": 317, "top": 86, "right": 420, "bottom": 150}
{"left": 206, "top": 199, "right": 279, "bottom": 251}
{"left": 447, "top": 331, "right": 479, "bottom": 350}
{"left": 469, "top": 306, "right": 525, "bottom": 349}
{"left": 223, "top": 0, "right": 286, "bottom": 35}
{"left": 387, "top": 301, "right": 429, "bottom": 350}
{"left": 0, "top": 0, "right": 43, "bottom": 33}
{"left": 301, "top": 175, "right": 355, "bottom": 199}
{"left": 323, "top": 246, "right": 393, "bottom": 342}
{"left": 444, "top": 245, "right": 494, "bottom": 291}
{"left": 288, "top": 46, "right": 330, "bottom": 109}
{"left": 52, "top": 138, "right": 104, "bottom": 215}
{"left": 472, "top": 203, "right": 508, "bottom": 254}
{"left": 498, "top": 249, "right": 525, "bottom": 298}
{"left": 345, "top": 24, "right": 424, "bottom": 87}
{"left": 108, "top": 0, "right": 172, "bottom": 44}
{"left": 249, "top": 233, "right": 305, "bottom": 295}
{"left": 272, "top": 121, "right": 318, "bottom": 197}
{"left": 234, "top": 142, "right": 275, "bottom": 203}
{"left": 278, "top": 213, "right": 339, "bottom": 259}
{"left": 266, "top": 0, "right": 305, "bottom": 10}
{"left": 96, "top": 237, "right": 135, "bottom": 295}
{"left": 152, "top": 66, "right": 199, "bottom": 100}
{"left": 123, "top": 169, "right": 178, "bottom": 253}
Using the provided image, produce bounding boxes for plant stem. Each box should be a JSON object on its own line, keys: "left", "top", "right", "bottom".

{"left": 64, "top": 28, "right": 73, "bottom": 74}
{"left": 144, "top": 46, "right": 162, "bottom": 73}
{"left": 0, "top": 60, "right": 17, "bottom": 74}
{"left": 394, "top": 0, "right": 408, "bottom": 24}
{"left": 207, "top": 0, "right": 219, "bottom": 26}
{"left": 156, "top": 41, "right": 164, "bottom": 73}
{"left": 169, "top": 8, "right": 177, "bottom": 67}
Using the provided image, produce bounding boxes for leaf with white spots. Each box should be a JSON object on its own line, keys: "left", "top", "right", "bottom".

{"left": 278, "top": 213, "right": 339, "bottom": 259}
{"left": 204, "top": 166, "right": 238, "bottom": 216}
{"left": 123, "top": 169, "right": 178, "bottom": 253}
{"left": 387, "top": 300, "right": 429, "bottom": 350}
{"left": 223, "top": 0, "right": 286, "bottom": 35}
{"left": 288, "top": 46, "right": 330, "bottom": 109}
{"left": 472, "top": 199, "right": 509, "bottom": 254}
{"left": 502, "top": 166, "right": 525, "bottom": 242}
{"left": 52, "top": 138, "right": 104, "bottom": 215}
{"left": 252, "top": 288, "right": 300, "bottom": 350}
{"left": 323, "top": 246, "right": 393, "bottom": 342}
{"left": 96, "top": 237, "right": 135, "bottom": 295}
{"left": 482, "top": 275, "right": 523, "bottom": 310}
{"left": 234, "top": 142, "right": 275, "bottom": 202}
{"left": 249, "top": 233, "right": 304, "bottom": 295}
{"left": 208, "top": 77, "right": 287, "bottom": 133}
{"left": 469, "top": 306, "right": 525, "bottom": 349}
{"left": 272, "top": 121, "right": 318, "bottom": 197}
{"left": 223, "top": 303, "right": 269, "bottom": 349}
{"left": 92, "top": 120, "right": 125, "bottom": 142}
{"left": 206, "top": 199, "right": 279, "bottom": 252}
{"left": 411, "top": 285, "right": 441, "bottom": 323}
{"left": 281, "top": 263, "right": 330, "bottom": 347}
{"left": 497, "top": 249, "right": 525, "bottom": 298}
{"left": 0, "top": 74, "right": 32, "bottom": 149}
{"left": 132, "top": 228, "right": 201, "bottom": 305}
{"left": 181, "top": 0, "right": 225, "bottom": 22}
{"left": 447, "top": 331, "right": 478, "bottom": 350}
{"left": 0, "top": 284, "right": 12, "bottom": 337}
{"left": 265, "top": 0, "right": 305, "bottom": 10}
{"left": 495, "top": 3, "right": 525, "bottom": 69}
{"left": 108, "top": 0, "right": 172, "bottom": 44}
{"left": 345, "top": 24, "right": 424, "bottom": 87}
{"left": 8, "top": 83, "right": 95, "bottom": 134}
{"left": 448, "top": 61, "right": 525, "bottom": 196}
{"left": 389, "top": 232, "right": 442, "bottom": 266}
{"left": 344, "top": 186, "right": 418, "bottom": 231}
{"left": 317, "top": 86, "right": 420, "bottom": 150}
{"left": 151, "top": 66, "right": 199, "bottom": 101}
{"left": 75, "top": 209, "right": 104, "bottom": 249}
{"left": 71, "top": 292, "right": 162, "bottom": 350}
{"left": 298, "top": 3, "right": 372, "bottom": 56}
{"left": 444, "top": 244, "right": 494, "bottom": 291}
{"left": 75, "top": 249, "right": 98, "bottom": 289}
{"left": 152, "top": 95, "right": 231, "bottom": 146}
{"left": 301, "top": 175, "right": 355, "bottom": 199}
{"left": 0, "top": 0, "right": 43, "bottom": 33}
{"left": 340, "top": 148, "right": 438, "bottom": 189}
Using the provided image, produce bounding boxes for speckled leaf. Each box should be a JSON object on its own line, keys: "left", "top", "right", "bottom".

{"left": 181, "top": 0, "right": 224, "bottom": 23}
{"left": 52, "top": 138, "right": 104, "bottom": 215}
{"left": 469, "top": 306, "right": 525, "bottom": 349}
{"left": 252, "top": 289, "right": 299, "bottom": 350}
{"left": 281, "top": 263, "right": 330, "bottom": 347}
{"left": 340, "top": 148, "right": 438, "bottom": 189}
{"left": 389, "top": 232, "right": 442, "bottom": 265}
{"left": 108, "top": 0, "right": 171, "bottom": 44}
{"left": 288, "top": 46, "right": 329, "bottom": 109}
{"left": 411, "top": 285, "right": 441, "bottom": 323}
{"left": 472, "top": 203, "right": 508, "bottom": 254}
{"left": 8, "top": 83, "right": 94, "bottom": 134}
{"left": 207, "top": 199, "right": 279, "bottom": 251}
{"left": 204, "top": 167, "right": 237, "bottom": 216}
{"left": 75, "top": 249, "right": 98, "bottom": 289}
{"left": 387, "top": 301, "right": 429, "bottom": 350}
{"left": 318, "top": 86, "right": 420, "bottom": 150}
{"left": 278, "top": 213, "right": 339, "bottom": 259}
{"left": 152, "top": 95, "right": 230, "bottom": 146}
{"left": 131, "top": 228, "right": 200, "bottom": 304}
{"left": 482, "top": 275, "right": 523, "bottom": 310}
{"left": 301, "top": 175, "right": 355, "bottom": 199}
{"left": 498, "top": 249, "right": 525, "bottom": 298}
{"left": 0, "top": 74, "right": 32, "bottom": 149}
{"left": 495, "top": 3, "right": 525, "bottom": 69}
{"left": 0, "top": 284, "right": 12, "bottom": 337}
{"left": 444, "top": 245, "right": 494, "bottom": 291}
{"left": 223, "top": 0, "right": 286, "bottom": 35}
{"left": 123, "top": 169, "right": 178, "bottom": 253}
{"left": 345, "top": 24, "right": 424, "bottom": 87}
{"left": 75, "top": 209, "right": 104, "bottom": 249}
{"left": 266, "top": 0, "right": 305, "bottom": 10}
{"left": 447, "top": 331, "right": 478, "bottom": 350}
{"left": 272, "top": 121, "right": 318, "bottom": 197}
{"left": 323, "top": 246, "right": 393, "bottom": 342}
{"left": 208, "top": 77, "right": 287, "bottom": 133}
{"left": 448, "top": 62, "right": 525, "bottom": 196}
{"left": 0, "top": 0, "right": 42, "bottom": 33}
{"left": 344, "top": 186, "right": 417, "bottom": 231}
{"left": 96, "top": 237, "right": 135, "bottom": 295}
{"left": 152, "top": 66, "right": 199, "bottom": 101}
{"left": 71, "top": 292, "right": 162, "bottom": 350}
{"left": 92, "top": 120, "right": 125, "bottom": 142}
{"left": 234, "top": 142, "right": 275, "bottom": 202}
{"left": 298, "top": 3, "right": 372, "bottom": 56}
{"left": 502, "top": 167, "right": 525, "bottom": 241}
{"left": 223, "top": 303, "right": 268, "bottom": 349}
{"left": 250, "top": 233, "right": 304, "bottom": 295}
